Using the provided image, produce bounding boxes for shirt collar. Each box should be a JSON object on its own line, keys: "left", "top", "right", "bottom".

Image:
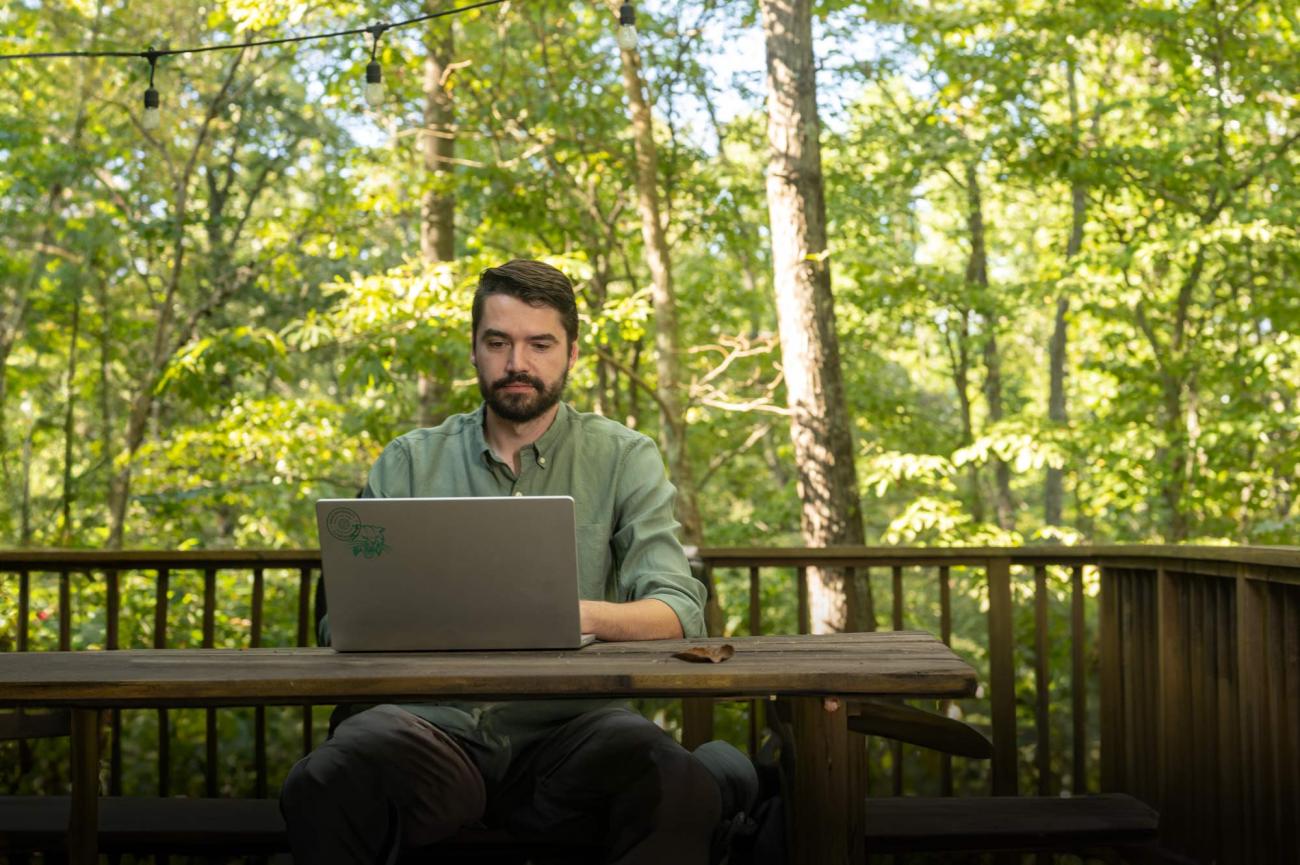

{"left": 531, "top": 402, "right": 572, "bottom": 466}
{"left": 470, "top": 404, "right": 495, "bottom": 466}
{"left": 474, "top": 402, "right": 572, "bottom": 468}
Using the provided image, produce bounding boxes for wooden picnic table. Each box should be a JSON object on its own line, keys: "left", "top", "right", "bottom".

{"left": 0, "top": 631, "right": 977, "bottom": 865}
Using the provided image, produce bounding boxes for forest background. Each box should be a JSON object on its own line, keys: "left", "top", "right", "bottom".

{"left": 1, "top": 0, "right": 1298, "bottom": 799}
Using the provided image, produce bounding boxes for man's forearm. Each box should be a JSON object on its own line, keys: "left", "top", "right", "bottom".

{"left": 579, "top": 598, "right": 684, "bottom": 641}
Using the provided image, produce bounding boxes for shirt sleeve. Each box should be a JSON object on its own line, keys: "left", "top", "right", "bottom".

{"left": 361, "top": 438, "right": 414, "bottom": 498}
{"left": 610, "top": 436, "right": 708, "bottom": 638}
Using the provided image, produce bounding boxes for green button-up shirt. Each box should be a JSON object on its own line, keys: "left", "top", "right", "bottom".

{"left": 329, "top": 402, "right": 706, "bottom": 781}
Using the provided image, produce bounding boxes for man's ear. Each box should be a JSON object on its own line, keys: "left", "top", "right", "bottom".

{"left": 567, "top": 339, "right": 579, "bottom": 369}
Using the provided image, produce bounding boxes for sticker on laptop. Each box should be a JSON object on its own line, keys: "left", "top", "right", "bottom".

{"left": 325, "top": 506, "right": 390, "bottom": 559}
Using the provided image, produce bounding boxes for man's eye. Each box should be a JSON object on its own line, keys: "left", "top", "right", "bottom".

{"left": 487, "top": 340, "right": 508, "bottom": 349}
{"left": 531, "top": 342, "right": 553, "bottom": 351}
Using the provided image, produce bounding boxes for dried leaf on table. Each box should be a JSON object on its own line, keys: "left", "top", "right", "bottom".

{"left": 672, "top": 644, "right": 735, "bottom": 663}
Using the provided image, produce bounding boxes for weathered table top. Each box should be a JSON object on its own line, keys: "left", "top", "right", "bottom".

{"left": 0, "top": 631, "right": 976, "bottom": 708}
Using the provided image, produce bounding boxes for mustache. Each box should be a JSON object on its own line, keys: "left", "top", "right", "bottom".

{"left": 492, "top": 373, "right": 544, "bottom": 391}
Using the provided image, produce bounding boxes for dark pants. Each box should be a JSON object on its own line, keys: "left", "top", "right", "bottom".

{"left": 280, "top": 704, "right": 721, "bottom": 865}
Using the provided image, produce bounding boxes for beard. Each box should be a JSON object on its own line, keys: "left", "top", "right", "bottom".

{"left": 480, "top": 367, "right": 568, "bottom": 423}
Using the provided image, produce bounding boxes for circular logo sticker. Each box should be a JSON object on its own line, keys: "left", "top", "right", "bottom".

{"left": 326, "top": 507, "right": 361, "bottom": 541}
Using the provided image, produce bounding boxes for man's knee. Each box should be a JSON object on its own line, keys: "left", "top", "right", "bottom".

{"left": 281, "top": 706, "right": 407, "bottom": 801}
{"left": 279, "top": 753, "right": 320, "bottom": 819}
{"left": 587, "top": 711, "right": 721, "bottom": 826}
{"left": 280, "top": 705, "right": 486, "bottom": 846}
{"left": 280, "top": 715, "right": 394, "bottom": 829}
{"left": 651, "top": 739, "right": 722, "bottom": 830}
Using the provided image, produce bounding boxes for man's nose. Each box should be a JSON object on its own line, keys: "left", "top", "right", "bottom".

{"left": 505, "top": 344, "right": 529, "bottom": 370}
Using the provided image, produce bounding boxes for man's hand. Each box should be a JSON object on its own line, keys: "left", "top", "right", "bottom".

{"left": 579, "top": 598, "right": 684, "bottom": 641}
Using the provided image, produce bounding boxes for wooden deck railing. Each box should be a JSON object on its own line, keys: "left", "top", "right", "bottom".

{"left": 1, "top": 551, "right": 320, "bottom": 800}
{"left": 695, "top": 545, "right": 1300, "bottom": 865}
{"left": 2, "top": 545, "right": 1298, "bottom": 864}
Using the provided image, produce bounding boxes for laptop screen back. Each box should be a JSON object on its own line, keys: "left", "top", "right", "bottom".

{"left": 316, "top": 496, "right": 584, "bottom": 651}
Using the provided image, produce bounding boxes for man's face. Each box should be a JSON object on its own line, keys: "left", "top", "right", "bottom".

{"left": 472, "top": 293, "right": 578, "bottom": 424}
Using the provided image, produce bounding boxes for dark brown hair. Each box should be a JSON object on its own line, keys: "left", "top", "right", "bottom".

{"left": 472, "top": 260, "right": 579, "bottom": 345}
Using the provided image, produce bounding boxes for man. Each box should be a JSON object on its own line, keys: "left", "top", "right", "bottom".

{"left": 281, "top": 259, "right": 722, "bottom": 864}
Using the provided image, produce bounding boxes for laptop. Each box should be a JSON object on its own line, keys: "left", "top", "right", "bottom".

{"left": 316, "top": 496, "right": 595, "bottom": 651}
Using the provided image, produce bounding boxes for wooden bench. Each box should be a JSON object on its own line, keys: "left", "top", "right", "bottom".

{"left": 0, "top": 701, "right": 1161, "bottom": 863}
{"left": 0, "top": 796, "right": 600, "bottom": 863}
{"left": 863, "top": 793, "right": 1159, "bottom": 854}
{"left": 0, "top": 796, "right": 288, "bottom": 857}
{"left": 1, "top": 792, "right": 1161, "bottom": 861}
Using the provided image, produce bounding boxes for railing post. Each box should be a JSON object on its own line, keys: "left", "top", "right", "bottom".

{"left": 1155, "top": 563, "right": 1188, "bottom": 845}
{"left": 105, "top": 568, "right": 121, "bottom": 796}
{"left": 58, "top": 570, "right": 71, "bottom": 651}
{"left": 1236, "top": 565, "right": 1269, "bottom": 864}
{"left": 986, "top": 557, "right": 1016, "bottom": 796}
{"left": 204, "top": 567, "right": 219, "bottom": 797}
{"left": 890, "top": 565, "right": 904, "bottom": 796}
{"left": 155, "top": 567, "right": 170, "bottom": 798}
{"left": 299, "top": 566, "right": 315, "bottom": 756}
{"left": 1098, "top": 566, "right": 1121, "bottom": 794}
{"left": 1070, "top": 565, "right": 1086, "bottom": 794}
{"left": 252, "top": 568, "right": 267, "bottom": 799}
{"left": 749, "top": 565, "right": 761, "bottom": 755}
{"left": 796, "top": 566, "right": 809, "bottom": 635}
{"left": 1033, "top": 565, "right": 1051, "bottom": 796}
{"left": 1277, "top": 582, "right": 1300, "bottom": 865}
{"left": 939, "top": 565, "right": 953, "bottom": 796}
{"left": 17, "top": 570, "right": 32, "bottom": 778}
{"left": 17, "top": 570, "right": 30, "bottom": 652}
{"left": 1215, "top": 577, "right": 1243, "bottom": 864}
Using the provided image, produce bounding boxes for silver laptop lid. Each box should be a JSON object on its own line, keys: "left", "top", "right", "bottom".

{"left": 317, "top": 496, "right": 584, "bottom": 651}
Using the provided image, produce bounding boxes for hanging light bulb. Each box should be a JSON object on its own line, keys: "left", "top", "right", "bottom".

{"left": 364, "top": 23, "right": 389, "bottom": 110}
{"left": 142, "top": 86, "right": 161, "bottom": 129}
{"left": 365, "top": 60, "right": 385, "bottom": 107}
{"left": 616, "top": 1, "right": 638, "bottom": 50}
{"left": 141, "top": 49, "right": 161, "bottom": 131}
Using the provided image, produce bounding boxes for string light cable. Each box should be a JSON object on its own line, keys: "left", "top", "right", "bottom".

{"left": 0, "top": 0, "right": 638, "bottom": 123}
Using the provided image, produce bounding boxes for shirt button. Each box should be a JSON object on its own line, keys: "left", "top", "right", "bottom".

{"left": 514, "top": 491, "right": 523, "bottom": 496}
{"left": 538, "top": 456, "right": 547, "bottom": 466}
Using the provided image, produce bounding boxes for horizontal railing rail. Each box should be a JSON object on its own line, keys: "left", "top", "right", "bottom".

{"left": 2, "top": 545, "right": 1297, "bottom": 865}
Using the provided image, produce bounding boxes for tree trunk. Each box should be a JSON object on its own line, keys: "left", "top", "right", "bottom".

{"left": 983, "top": 329, "right": 1014, "bottom": 531}
{"left": 59, "top": 289, "right": 82, "bottom": 544}
{"left": 761, "top": 0, "right": 871, "bottom": 633}
{"left": 418, "top": 9, "right": 456, "bottom": 429}
{"left": 613, "top": 15, "right": 700, "bottom": 545}
{"left": 965, "top": 161, "right": 1014, "bottom": 531}
{"left": 1045, "top": 293, "right": 1070, "bottom": 526}
{"left": 627, "top": 340, "right": 642, "bottom": 430}
{"left": 1046, "top": 59, "right": 1087, "bottom": 527}
{"left": 589, "top": 261, "right": 613, "bottom": 416}
{"left": 944, "top": 308, "right": 984, "bottom": 523}
{"left": 1159, "top": 379, "right": 1191, "bottom": 541}
{"left": 97, "top": 277, "right": 114, "bottom": 537}
{"left": 612, "top": 12, "right": 719, "bottom": 634}
{"left": 20, "top": 414, "right": 34, "bottom": 546}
